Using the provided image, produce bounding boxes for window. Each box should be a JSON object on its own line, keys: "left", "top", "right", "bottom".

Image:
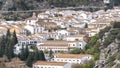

{"left": 79, "top": 44, "right": 81, "bottom": 46}
{"left": 73, "top": 44, "right": 75, "bottom": 46}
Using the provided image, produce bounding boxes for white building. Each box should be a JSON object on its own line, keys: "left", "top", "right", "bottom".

{"left": 56, "top": 30, "right": 69, "bottom": 39}
{"left": 52, "top": 54, "right": 93, "bottom": 64}
{"left": 24, "top": 25, "right": 35, "bottom": 34}
{"left": 64, "top": 34, "right": 85, "bottom": 41}
{"left": 37, "top": 41, "right": 68, "bottom": 53}
{"left": 34, "top": 26, "right": 45, "bottom": 33}
{"left": 37, "top": 40, "right": 86, "bottom": 53}
{"left": 14, "top": 34, "right": 45, "bottom": 54}
{"left": 33, "top": 61, "right": 72, "bottom": 68}
{"left": 85, "top": 28, "right": 100, "bottom": 37}
{"left": 38, "top": 13, "right": 49, "bottom": 19}
{"left": 103, "top": 0, "right": 110, "bottom": 4}
{"left": 25, "top": 12, "right": 38, "bottom": 25}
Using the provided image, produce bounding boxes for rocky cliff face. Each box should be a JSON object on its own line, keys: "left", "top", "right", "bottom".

{"left": 95, "top": 42, "right": 120, "bottom": 68}
{"left": 0, "top": 0, "right": 50, "bottom": 20}
{"left": 0, "top": 0, "right": 49, "bottom": 11}
{"left": 94, "top": 27, "right": 120, "bottom": 68}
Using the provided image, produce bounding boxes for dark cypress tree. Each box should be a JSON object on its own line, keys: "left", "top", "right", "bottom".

{"left": 1, "top": 35, "right": 6, "bottom": 50}
{"left": 0, "top": 29, "right": 18, "bottom": 60}
{"left": 19, "top": 45, "right": 25, "bottom": 60}
{"left": 4, "top": 41, "right": 9, "bottom": 60}
{"left": 7, "top": 44, "right": 14, "bottom": 60}
{"left": 6, "top": 29, "right": 11, "bottom": 42}
{"left": 4, "top": 40, "right": 14, "bottom": 60}
{"left": 5, "top": 29, "right": 11, "bottom": 57}
{"left": 26, "top": 52, "right": 34, "bottom": 67}
{"left": 0, "top": 44, "right": 3, "bottom": 57}
{"left": 19, "top": 45, "right": 29, "bottom": 61}
{"left": 0, "top": 35, "right": 6, "bottom": 57}
{"left": 25, "top": 45, "right": 29, "bottom": 60}
{"left": 12, "top": 30, "right": 18, "bottom": 45}
{"left": 33, "top": 48, "right": 39, "bottom": 62}
{"left": 39, "top": 50, "right": 45, "bottom": 61}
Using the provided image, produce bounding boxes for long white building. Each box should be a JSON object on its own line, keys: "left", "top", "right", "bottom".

{"left": 51, "top": 54, "right": 93, "bottom": 64}
{"left": 37, "top": 40, "right": 86, "bottom": 53}
{"left": 33, "top": 61, "right": 72, "bottom": 68}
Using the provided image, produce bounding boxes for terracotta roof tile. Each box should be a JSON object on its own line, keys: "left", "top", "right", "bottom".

{"left": 34, "top": 61, "right": 67, "bottom": 66}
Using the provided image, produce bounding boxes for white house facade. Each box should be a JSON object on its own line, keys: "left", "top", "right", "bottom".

{"left": 51, "top": 54, "right": 93, "bottom": 64}
{"left": 37, "top": 40, "right": 86, "bottom": 53}
{"left": 33, "top": 61, "right": 72, "bottom": 68}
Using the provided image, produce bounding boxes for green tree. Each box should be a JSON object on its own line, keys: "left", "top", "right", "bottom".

{"left": 94, "top": 53, "right": 99, "bottom": 61}
{"left": 8, "top": 42, "right": 14, "bottom": 60}
{"left": 98, "top": 26, "right": 111, "bottom": 39}
{"left": 0, "top": 44, "right": 3, "bottom": 57}
{"left": 4, "top": 39, "right": 10, "bottom": 60}
{"left": 19, "top": 45, "right": 29, "bottom": 61}
{"left": 19, "top": 45, "right": 25, "bottom": 60}
{"left": 69, "top": 48, "right": 84, "bottom": 54}
{"left": 82, "top": 60, "right": 94, "bottom": 68}
{"left": 6, "top": 29, "right": 11, "bottom": 40}
{"left": 0, "top": 35, "right": 6, "bottom": 57}
{"left": 85, "top": 23, "right": 88, "bottom": 28}
{"left": 85, "top": 36, "right": 98, "bottom": 50}
{"left": 38, "top": 50, "right": 46, "bottom": 61}
{"left": 103, "top": 38, "right": 112, "bottom": 47}
{"left": 26, "top": 52, "right": 34, "bottom": 67}
{"left": 24, "top": 45, "right": 29, "bottom": 60}
{"left": 12, "top": 30, "right": 18, "bottom": 45}
{"left": 33, "top": 48, "right": 39, "bottom": 62}
{"left": 112, "top": 22, "right": 120, "bottom": 28}
{"left": 117, "top": 32, "right": 120, "bottom": 40}
{"left": 49, "top": 49, "right": 53, "bottom": 58}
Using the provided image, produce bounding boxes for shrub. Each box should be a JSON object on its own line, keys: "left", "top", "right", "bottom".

{"left": 116, "top": 54, "right": 120, "bottom": 60}
{"left": 110, "top": 29, "right": 120, "bottom": 35}
{"left": 69, "top": 48, "right": 84, "bottom": 54}
{"left": 115, "top": 64, "right": 120, "bottom": 68}
{"left": 112, "top": 22, "right": 120, "bottom": 28}
{"left": 94, "top": 53, "right": 100, "bottom": 61}
{"left": 103, "top": 38, "right": 112, "bottom": 47}
{"left": 108, "top": 62, "right": 116, "bottom": 67}
{"left": 117, "top": 32, "right": 120, "bottom": 40}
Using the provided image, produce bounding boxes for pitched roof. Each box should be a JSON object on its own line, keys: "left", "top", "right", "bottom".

{"left": 39, "top": 40, "right": 82, "bottom": 46}
{"left": 34, "top": 61, "right": 67, "bottom": 66}
{"left": 40, "top": 40, "right": 68, "bottom": 46}
{"left": 67, "top": 34, "right": 85, "bottom": 37}
{"left": 55, "top": 54, "right": 92, "bottom": 59}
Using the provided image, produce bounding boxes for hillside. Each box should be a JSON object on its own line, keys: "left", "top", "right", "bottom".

{"left": 0, "top": 0, "right": 104, "bottom": 20}
{"left": 0, "top": 0, "right": 49, "bottom": 11}
{"left": 0, "top": 0, "right": 104, "bottom": 11}
{"left": 0, "top": 0, "right": 120, "bottom": 20}
{"left": 94, "top": 22, "right": 120, "bottom": 68}
{"left": 71, "top": 22, "right": 120, "bottom": 68}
